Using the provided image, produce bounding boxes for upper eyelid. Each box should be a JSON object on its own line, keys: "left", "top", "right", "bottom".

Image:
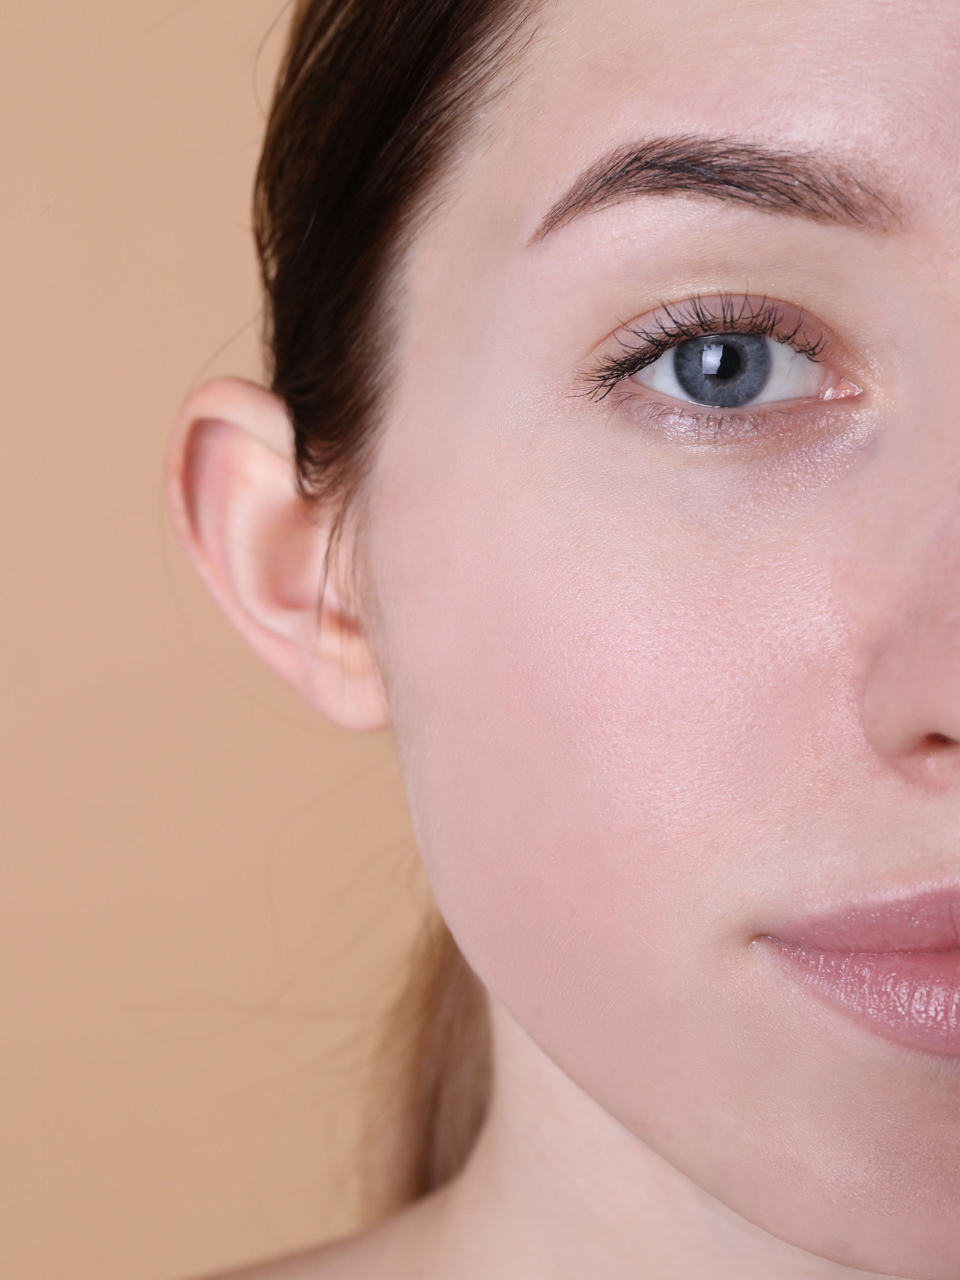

{"left": 634, "top": 295, "right": 824, "bottom": 359}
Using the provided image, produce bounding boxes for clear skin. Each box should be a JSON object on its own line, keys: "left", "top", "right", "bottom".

{"left": 168, "top": 1, "right": 960, "bottom": 1277}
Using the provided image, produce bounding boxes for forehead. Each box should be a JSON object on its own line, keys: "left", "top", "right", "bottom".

{"left": 464, "top": 0, "right": 960, "bottom": 241}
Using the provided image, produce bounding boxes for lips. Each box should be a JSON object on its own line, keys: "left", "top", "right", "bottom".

{"left": 766, "top": 888, "right": 960, "bottom": 1056}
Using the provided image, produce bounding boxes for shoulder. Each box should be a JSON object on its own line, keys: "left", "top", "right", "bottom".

{"left": 202, "top": 1238, "right": 353, "bottom": 1280}
{"left": 202, "top": 1237, "right": 374, "bottom": 1280}
{"left": 200, "top": 1193, "right": 449, "bottom": 1280}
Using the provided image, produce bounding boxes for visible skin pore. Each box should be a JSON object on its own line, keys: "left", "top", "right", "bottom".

{"left": 171, "top": 1, "right": 960, "bottom": 1277}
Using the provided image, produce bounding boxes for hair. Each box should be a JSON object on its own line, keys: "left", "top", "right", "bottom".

{"left": 253, "top": 0, "right": 535, "bottom": 1218}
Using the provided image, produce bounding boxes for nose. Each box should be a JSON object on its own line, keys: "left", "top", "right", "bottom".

{"left": 861, "top": 602, "right": 960, "bottom": 788}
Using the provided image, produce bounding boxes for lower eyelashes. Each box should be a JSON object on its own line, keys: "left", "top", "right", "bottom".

{"left": 634, "top": 334, "right": 822, "bottom": 409}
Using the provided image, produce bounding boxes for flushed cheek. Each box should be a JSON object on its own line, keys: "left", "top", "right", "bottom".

{"left": 375, "top": 481, "right": 846, "bottom": 1011}
{"left": 370, "top": 454, "right": 960, "bottom": 1267}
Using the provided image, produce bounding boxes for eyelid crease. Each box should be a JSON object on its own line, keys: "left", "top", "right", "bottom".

{"left": 583, "top": 293, "right": 826, "bottom": 402}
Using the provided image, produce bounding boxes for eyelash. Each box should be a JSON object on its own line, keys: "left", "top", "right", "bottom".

{"left": 585, "top": 293, "right": 826, "bottom": 403}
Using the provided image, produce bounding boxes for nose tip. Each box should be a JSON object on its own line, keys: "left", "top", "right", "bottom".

{"left": 861, "top": 615, "right": 960, "bottom": 788}
{"left": 909, "top": 732, "right": 960, "bottom": 788}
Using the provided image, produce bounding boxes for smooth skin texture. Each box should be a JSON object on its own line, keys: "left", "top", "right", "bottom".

{"left": 170, "top": 1, "right": 960, "bottom": 1276}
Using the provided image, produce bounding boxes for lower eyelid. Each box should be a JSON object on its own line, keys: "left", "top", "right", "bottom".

{"left": 607, "top": 378, "right": 867, "bottom": 452}
{"left": 617, "top": 397, "right": 820, "bottom": 448}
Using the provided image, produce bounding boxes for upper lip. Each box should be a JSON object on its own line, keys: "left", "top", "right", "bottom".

{"left": 765, "top": 886, "right": 960, "bottom": 953}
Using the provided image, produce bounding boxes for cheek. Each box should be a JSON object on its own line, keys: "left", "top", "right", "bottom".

{"left": 365, "top": 435, "right": 960, "bottom": 1264}
{"left": 367, "top": 449, "right": 849, "bottom": 1031}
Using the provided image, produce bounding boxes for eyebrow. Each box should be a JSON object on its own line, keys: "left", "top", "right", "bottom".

{"left": 533, "top": 135, "right": 900, "bottom": 242}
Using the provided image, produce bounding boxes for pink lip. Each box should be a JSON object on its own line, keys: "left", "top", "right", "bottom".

{"left": 766, "top": 888, "right": 960, "bottom": 1056}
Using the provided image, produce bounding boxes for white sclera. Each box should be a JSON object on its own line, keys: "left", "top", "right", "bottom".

{"left": 632, "top": 337, "right": 824, "bottom": 407}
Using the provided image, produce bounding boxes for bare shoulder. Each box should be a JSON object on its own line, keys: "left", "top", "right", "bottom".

{"left": 199, "top": 1194, "right": 449, "bottom": 1280}
{"left": 200, "top": 1236, "right": 383, "bottom": 1280}
{"left": 200, "top": 1236, "right": 364, "bottom": 1280}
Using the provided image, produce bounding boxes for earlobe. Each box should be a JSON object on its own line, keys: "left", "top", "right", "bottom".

{"left": 166, "top": 377, "right": 390, "bottom": 732}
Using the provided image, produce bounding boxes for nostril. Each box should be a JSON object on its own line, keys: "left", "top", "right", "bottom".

{"left": 926, "top": 732, "right": 958, "bottom": 749}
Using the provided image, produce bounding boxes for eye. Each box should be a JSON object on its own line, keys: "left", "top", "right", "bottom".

{"left": 585, "top": 295, "right": 862, "bottom": 420}
{"left": 632, "top": 333, "right": 822, "bottom": 409}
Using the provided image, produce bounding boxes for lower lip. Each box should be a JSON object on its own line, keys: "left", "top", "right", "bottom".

{"left": 767, "top": 890, "right": 960, "bottom": 1057}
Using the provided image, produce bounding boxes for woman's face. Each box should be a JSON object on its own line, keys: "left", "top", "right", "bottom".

{"left": 362, "top": 0, "right": 960, "bottom": 1273}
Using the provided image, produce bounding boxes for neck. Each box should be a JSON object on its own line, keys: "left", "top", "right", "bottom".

{"left": 430, "top": 1001, "right": 890, "bottom": 1280}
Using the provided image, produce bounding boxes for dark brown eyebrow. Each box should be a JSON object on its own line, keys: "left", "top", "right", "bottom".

{"left": 533, "top": 135, "right": 900, "bottom": 242}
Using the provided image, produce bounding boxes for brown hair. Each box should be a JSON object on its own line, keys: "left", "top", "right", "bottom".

{"left": 253, "top": 0, "right": 534, "bottom": 1216}
{"left": 363, "top": 915, "right": 493, "bottom": 1217}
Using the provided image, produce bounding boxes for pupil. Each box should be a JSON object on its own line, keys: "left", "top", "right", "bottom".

{"left": 703, "top": 343, "right": 741, "bottom": 381}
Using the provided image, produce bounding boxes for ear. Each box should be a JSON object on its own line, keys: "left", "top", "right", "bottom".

{"left": 166, "top": 377, "right": 389, "bottom": 731}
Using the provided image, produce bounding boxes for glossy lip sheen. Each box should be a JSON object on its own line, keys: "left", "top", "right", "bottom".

{"left": 765, "top": 889, "right": 960, "bottom": 1056}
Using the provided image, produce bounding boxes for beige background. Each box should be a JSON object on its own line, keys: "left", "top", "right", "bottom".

{"left": 0, "top": 3, "right": 426, "bottom": 1277}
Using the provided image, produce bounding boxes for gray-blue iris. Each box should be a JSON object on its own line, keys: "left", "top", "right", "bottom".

{"left": 672, "top": 333, "right": 771, "bottom": 408}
